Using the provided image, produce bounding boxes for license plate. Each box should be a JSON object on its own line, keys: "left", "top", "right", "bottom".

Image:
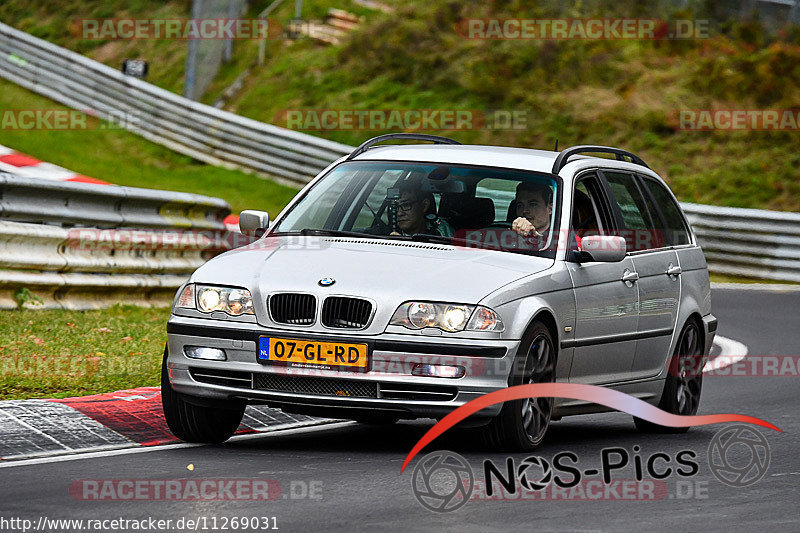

{"left": 257, "top": 337, "right": 369, "bottom": 371}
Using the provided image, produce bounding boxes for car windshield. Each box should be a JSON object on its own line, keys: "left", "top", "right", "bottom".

{"left": 274, "top": 161, "right": 561, "bottom": 257}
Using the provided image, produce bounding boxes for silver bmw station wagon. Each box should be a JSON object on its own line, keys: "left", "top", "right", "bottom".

{"left": 163, "top": 134, "right": 716, "bottom": 451}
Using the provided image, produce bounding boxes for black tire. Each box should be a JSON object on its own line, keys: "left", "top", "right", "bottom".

{"left": 161, "top": 347, "right": 245, "bottom": 443}
{"left": 634, "top": 319, "right": 704, "bottom": 433}
{"left": 481, "top": 321, "right": 556, "bottom": 451}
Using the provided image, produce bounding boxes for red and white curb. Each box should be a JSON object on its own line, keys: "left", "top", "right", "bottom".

{"left": 0, "top": 387, "right": 327, "bottom": 462}
{"left": 0, "top": 144, "right": 109, "bottom": 184}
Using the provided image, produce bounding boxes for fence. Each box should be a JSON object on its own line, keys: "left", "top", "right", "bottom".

{"left": 185, "top": 0, "right": 247, "bottom": 100}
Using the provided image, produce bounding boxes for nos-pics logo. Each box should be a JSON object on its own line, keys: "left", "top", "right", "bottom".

{"left": 411, "top": 424, "right": 771, "bottom": 512}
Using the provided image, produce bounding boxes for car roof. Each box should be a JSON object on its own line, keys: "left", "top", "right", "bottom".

{"left": 350, "top": 144, "right": 560, "bottom": 174}
{"left": 348, "top": 144, "right": 659, "bottom": 180}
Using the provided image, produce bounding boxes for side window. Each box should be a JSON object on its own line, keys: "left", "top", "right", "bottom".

{"left": 602, "top": 171, "right": 664, "bottom": 252}
{"left": 571, "top": 174, "right": 616, "bottom": 251}
{"left": 640, "top": 178, "right": 692, "bottom": 246}
{"left": 573, "top": 178, "right": 607, "bottom": 236}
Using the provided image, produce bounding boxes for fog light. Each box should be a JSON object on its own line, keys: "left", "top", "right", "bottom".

{"left": 184, "top": 346, "right": 227, "bottom": 361}
{"left": 411, "top": 363, "right": 465, "bottom": 378}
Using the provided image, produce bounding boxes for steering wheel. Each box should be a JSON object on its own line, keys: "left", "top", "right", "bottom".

{"left": 484, "top": 222, "right": 513, "bottom": 229}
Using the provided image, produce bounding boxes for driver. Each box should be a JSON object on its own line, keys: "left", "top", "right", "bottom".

{"left": 511, "top": 182, "right": 553, "bottom": 245}
{"left": 391, "top": 183, "right": 454, "bottom": 237}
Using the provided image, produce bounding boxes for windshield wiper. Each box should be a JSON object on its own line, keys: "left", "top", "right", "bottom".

{"left": 298, "top": 228, "right": 376, "bottom": 239}
{"left": 408, "top": 233, "right": 454, "bottom": 245}
{"left": 409, "top": 233, "right": 516, "bottom": 252}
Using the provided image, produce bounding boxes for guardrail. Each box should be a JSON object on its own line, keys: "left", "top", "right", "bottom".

{"left": 681, "top": 203, "right": 800, "bottom": 283}
{"left": 0, "top": 172, "right": 237, "bottom": 309}
{"left": 0, "top": 22, "right": 352, "bottom": 187}
{"left": 1, "top": 22, "right": 798, "bottom": 284}
{"left": 0, "top": 172, "right": 231, "bottom": 230}
{"left": 0, "top": 220, "right": 231, "bottom": 309}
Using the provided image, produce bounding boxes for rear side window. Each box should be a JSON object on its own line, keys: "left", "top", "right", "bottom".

{"left": 602, "top": 171, "right": 665, "bottom": 252}
{"left": 640, "top": 178, "right": 692, "bottom": 246}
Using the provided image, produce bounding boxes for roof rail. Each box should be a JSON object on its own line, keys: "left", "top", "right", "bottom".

{"left": 345, "top": 133, "right": 461, "bottom": 161}
{"left": 551, "top": 145, "right": 649, "bottom": 174}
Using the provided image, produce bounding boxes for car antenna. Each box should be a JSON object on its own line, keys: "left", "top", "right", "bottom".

{"left": 554, "top": 139, "right": 559, "bottom": 151}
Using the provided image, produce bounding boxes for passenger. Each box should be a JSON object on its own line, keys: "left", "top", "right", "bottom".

{"left": 391, "top": 183, "right": 454, "bottom": 237}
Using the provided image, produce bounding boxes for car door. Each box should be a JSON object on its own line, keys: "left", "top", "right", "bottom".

{"left": 600, "top": 170, "right": 681, "bottom": 379}
{"left": 567, "top": 172, "right": 640, "bottom": 385}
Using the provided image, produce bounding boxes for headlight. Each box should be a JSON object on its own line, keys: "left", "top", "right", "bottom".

{"left": 174, "top": 284, "right": 254, "bottom": 316}
{"left": 390, "top": 302, "right": 503, "bottom": 332}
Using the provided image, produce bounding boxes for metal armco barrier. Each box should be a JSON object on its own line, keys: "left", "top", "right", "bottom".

{"left": 0, "top": 219, "right": 247, "bottom": 309}
{"left": 680, "top": 203, "right": 800, "bottom": 283}
{"left": 0, "top": 172, "right": 231, "bottom": 230}
{"left": 0, "top": 172, "right": 237, "bottom": 309}
{"left": 0, "top": 22, "right": 352, "bottom": 187}
{"left": 1, "top": 22, "right": 798, "bottom": 284}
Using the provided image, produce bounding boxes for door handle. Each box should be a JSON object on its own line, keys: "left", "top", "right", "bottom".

{"left": 667, "top": 264, "right": 682, "bottom": 276}
{"left": 621, "top": 270, "right": 639, "bottom": 283}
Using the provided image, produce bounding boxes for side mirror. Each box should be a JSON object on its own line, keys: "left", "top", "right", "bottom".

{"left": 569, "top": 235, "right": 626, "bottom": 263}
{"left": 239, "top": 210, "right": 270, "bottom": 236}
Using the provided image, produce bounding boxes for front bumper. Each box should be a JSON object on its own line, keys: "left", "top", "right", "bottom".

{"left": 165, "top": 316, "right": 521, "bottom": 420}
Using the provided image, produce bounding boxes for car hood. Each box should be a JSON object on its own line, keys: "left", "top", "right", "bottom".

{"left": 192, "top": 236, "right": 553, "bottom": 304}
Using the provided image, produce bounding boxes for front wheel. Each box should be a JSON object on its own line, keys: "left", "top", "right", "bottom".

{"left": 481, "top": 322, "right": 556, "bottom": 451}
{"left": 634, "top": 320, "right": 704, "bottom": 433}
{"left": 161, "top": 348, "right": 245, "bottom": 443}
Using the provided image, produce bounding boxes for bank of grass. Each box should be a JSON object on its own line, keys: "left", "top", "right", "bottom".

{"left": 0, "top": 79, "right": 300, "bottom": 215}
{"left": 0, "top": 306, "right": 170, "bottom": 400}
{"left": 226, "top": 2, "right": 800, "bottom": 212}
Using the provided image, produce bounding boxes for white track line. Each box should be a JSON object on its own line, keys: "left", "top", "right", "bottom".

{"left": 705, "top": 335, "right": 749, "bottom": 373}
{"left": 0, "top": 420, "right": 353, "bottom": 469}
{"left": 711, "top": 282, "right": 800, "bottom": 292}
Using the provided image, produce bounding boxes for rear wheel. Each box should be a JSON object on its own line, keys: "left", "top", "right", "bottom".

{"left": 634, "top": 320, "right": 703, "bottom": 433}
{"left": 481, "top": 322, "right": 555, "bottom": 451}
{"left": 161, "top": 348, "right": 245, "bottom": 443}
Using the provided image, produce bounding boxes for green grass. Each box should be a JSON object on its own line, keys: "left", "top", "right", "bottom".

{"left": 0, "top": 79, "right": 300, "bottom": 215}
{"left": 0, "top": 306, "right": 169, "bottom": 400}
{"left": 224, "top": 1, "right": 800, "bottom": 212}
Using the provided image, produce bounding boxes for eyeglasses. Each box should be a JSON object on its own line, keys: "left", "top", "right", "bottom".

{"left": 396, "top": 200, "right": 418, "bottom": 213}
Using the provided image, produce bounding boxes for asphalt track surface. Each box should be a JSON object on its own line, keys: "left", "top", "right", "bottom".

{"left": 1, "top": 288, "right": 798, "bottom": 532}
